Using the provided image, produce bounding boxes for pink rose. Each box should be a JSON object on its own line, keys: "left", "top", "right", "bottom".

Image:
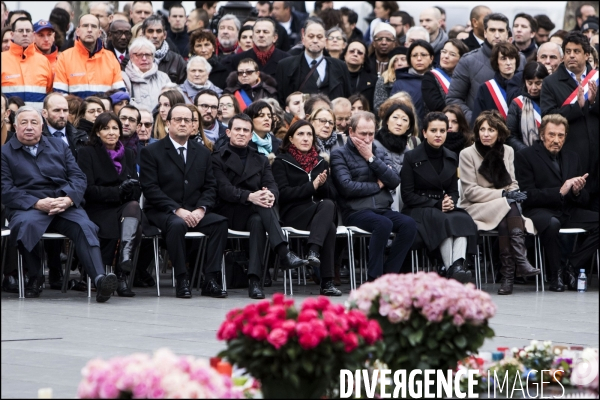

{"left": 251, "top": 325, "right": 269, "bottom": 341}
{"left": 267, "top": 328, "right": 288, "bottom": 349}
{"left": 280, "top": 319, "right": 296, "bottom": 333}
{"left": 298, "top": 309, "right": 319, "bottom": 322}
{"left": 343, "top": 333, "right": 359, "bottom": 352}
{"left": 301, "top": 297, "right": 320, "bottom": 311}
{"left": 295, "top": 321, "right": 312, "bottom": 336}
{"left": 316, "top": 296, "right": 331, "bottom": 311}
{"left": 272, "top": 293, "right": 285, "bottom": 305}
{"left": 217, "top": 321, "right": 238, "bottom": 341}
{"left": 298, "top": 332, "right": 321, "bottom": 350}
{"left": 256, "top": 300, "right": 271, "bottom": 314}
{"left": 329, "top": 325, "right": 345, "bottom": 342}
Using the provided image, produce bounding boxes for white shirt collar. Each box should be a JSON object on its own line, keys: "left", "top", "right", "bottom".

{"left": 169, "top": 136, "right": 187, "bottom": 150}
{"left": 475, "top": 34, "right": 484, "bottom": 45}
{"left": 304, "top": 52, "right": 323, "bottom": 65}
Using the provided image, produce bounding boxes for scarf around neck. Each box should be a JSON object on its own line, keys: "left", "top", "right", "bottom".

{"left": 375, "top": 128, "right": 409, "bottom": 155}
{"left": 106, "top": 141, "right": 126, "bottom": 175}
{"left": 475, "top": 140, "right": 512, "bottom": 188}
{"left": 252, "top": 132, "right": 272, "bottom": 155}
{"left": 288, "top": 144, "right": 319, "bottom": 172}
{"left": 120, "top": 132, "right": 139, "bottom": 157}
{"left": 519, "top": 95, "right": 540, "bottom": 147}
{"left": 316, "top": 133, "right": 338, "bottom": 154}
{"left": 154, "top": 40, "right": 169, "bottom": 63}
{"left": 203, "top": 122, "right": 220, "bottom": 143}
{"left": 253, "top": 43, "right": 275, "bottom": 66}
{"left": 430, "top": 28, "right": 449, "bottom": 54}
{"left": 216, "top": 38, "right": 237, "bottom": 56}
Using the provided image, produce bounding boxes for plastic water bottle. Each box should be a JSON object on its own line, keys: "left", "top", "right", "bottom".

{"left": 577, "top": 269, "right": 587, "bottom": 292}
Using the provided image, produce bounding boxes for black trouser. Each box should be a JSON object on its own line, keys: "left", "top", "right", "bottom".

{"left": 163, "top": 212, "right": 228, "bottom": 278}
{"left": 18, "top": 216, "right": 105, "bottom": 281}
{"left": 245, "top": 205, "right": 287, "bottom": 277}
{"left": 283, "top": 200, "right": 336, "bottom": 279}
{"left": 539, "top": 209, "right": 599, "bottom": 277}
{"left": 99, "top": 202, "right": 142, "bottom": 267}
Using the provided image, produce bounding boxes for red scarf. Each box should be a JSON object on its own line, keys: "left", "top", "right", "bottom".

{"left": 253, "top": 43, "right": 275, "bottom": 66}
{"left": 215, "top": 38, "right": 237, "bottom": 56}
{"left": 288, "top": 144, "right": 319, "bottom": 172}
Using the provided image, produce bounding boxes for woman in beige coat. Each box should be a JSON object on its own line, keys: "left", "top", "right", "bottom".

{"left": 459, "top": 110, "right": 540, "bottom": 295}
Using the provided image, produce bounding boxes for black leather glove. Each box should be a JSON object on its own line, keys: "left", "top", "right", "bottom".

{"left": 503, "top": 190, "right": 527, "bottom": 202}
{"left": 119, "top": 178, "right": 139, "bottom": 201}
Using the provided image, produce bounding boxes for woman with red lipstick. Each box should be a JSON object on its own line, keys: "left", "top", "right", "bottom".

{"left": 400, "top": 112, "right": 478, "bottom": 283}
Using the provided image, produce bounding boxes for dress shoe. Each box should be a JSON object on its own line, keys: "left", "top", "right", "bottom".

{"left": 307, "top": 250, "right": 320, "bottom": 267}
{"left": 24, "top": 276, "right": 41, "bottom": 298}
{"left": 2, "top": 275, "right": 19, "bottom": 293}
{"left": 549, "top": 270, "right": 565, "bottom": 292}
{"left": 48, "top": 268, "right": 64, "bottom": 290}
{"left": 437, "top": 265, "right": 448, "bottom": 278}
{"left": 176, "top": 278, "right": 192, "bottom": 298}
{"left": 136, "top": 268, "right": 156, "bottom": 287}
{"left": 279, "top": 251, "right": 308, "bottom": 270}
{"left": 446, "top": 259, "right": 472, "bottom": 284}
{"left": 320, "top": 280, "right": 342, "bottom": 296}
{"left": 96, "top": 273, "right": 118, "bottom": 303}
{"left": 116, "top": 272, "right": 136, "bottom": 297}
{"left": 563, "top": 264, "right": 578, "bottom": 291}
{"left": 248, "top": 278, "right": 265, "bottom": 299}
{"left": 201, "top": 278, "right": 227, "bottom": 298}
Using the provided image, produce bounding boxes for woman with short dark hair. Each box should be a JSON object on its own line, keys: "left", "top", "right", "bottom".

{"left": 506, "top": 61, "right": 549, "bottom": 152}
{"left": 271, "top": 120, "right": 342, "bottom": 296}
{"left": 77, "top": 112, "right": 143, "bottom": 297}
{"left": 401, "top": 112, "right": 478, "bottom": 281}
{"left": 189, "top": 29, "right": 228, "bottom": 89}
{"left": 458, "top": 110, "right": 540, "bottom": 295}
{"left": 471, "top": 42, "right": 522, "bottom": 126}
{"left": 74, "top": 96, "right": 106, "bottom": 135}
{"left": 442, "top": 104, "right": 473, "bottom": 155}
{"left": 243, "top": 100, "right": 282, "bottom": 161}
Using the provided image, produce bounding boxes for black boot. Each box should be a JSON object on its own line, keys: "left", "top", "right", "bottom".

{"left": 507, "top": 217, "right": 541, "bottom": 277}
{"left": 24, "top": 275, "right": 41, "bottom": 298}
{"left": 248, "top": 275, "right": 265, "bottom": 299}
{"left": 498, "top": 236, "right": 515, "bottom": 295}
{"left": 563, "top": 263, "right": 578, "bottom": 291}
{"left": 549, "top": 268, "right": 565, "bottom": 292}
{"left": 119, "top": 217, "right": 141, "bottom": 273}
{"left": 446, "top": 258, "right": 472, "bottom": 283}
{"left": 116, "top": 270, "right": 136, "bottom": 297}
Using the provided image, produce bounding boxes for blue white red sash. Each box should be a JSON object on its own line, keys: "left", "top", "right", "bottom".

{"left": 562, "top": 69, "right": 599, "bottom": 106}
{"left": 484, "top": 79, "right": 508, "bottom": 118}
{"left": 234, "top": 89, "right": 252, "bottom": 111}
{"left": 513, "top": 96, "right": 541, "bottom": 127}
{"left": 431, "top": 68, "right": 451, "bottom": 94}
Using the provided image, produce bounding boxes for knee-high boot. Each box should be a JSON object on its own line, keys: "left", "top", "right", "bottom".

{"left": 507, "top": 216, "right": 540, "bottom": 277}
{"left": 115, "top": 266, "right": 136, "bottom": 297}
{"left": 498, "top": 236, "right": 515, "bottom": 295}
{"left": 119, "top": 217, "right": 141, "bottom": 273}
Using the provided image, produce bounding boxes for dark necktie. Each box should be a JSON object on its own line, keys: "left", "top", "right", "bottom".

{"left": 311, "top": 59, "right": 322, "bottom": 86}
{"left": 119, "top": 54, "right": 125, "bottom": 62}
{"left": 178, "top": 146, "right": 186, "bottom": 164}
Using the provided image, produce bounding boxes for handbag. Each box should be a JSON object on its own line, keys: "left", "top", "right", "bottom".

{"left": 224, "top": 250, "right": 249, "bottom": 288}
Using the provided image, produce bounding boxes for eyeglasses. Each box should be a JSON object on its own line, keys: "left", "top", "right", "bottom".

{"left": 140, "top": 122, "right": 153, "bottom": 128}
{"left": 119, "top": 116, "right": 138, "bottom": 124}
{"left": 348, "top": 49, "right": 365, "bottom": 55}
{"left": 440, "top": 49, "right": 458, "bottom": 58}
{"left": 374, "top": 37, "right": 394, "bottom": 42}
{"left": 327, "top": 35, "right": 344, "bottom": 41}
{"left": 219, "top": 103, "right": 234, "bottom": 109}
{"left": 170, "top": 117, "right": 192, "bottom": 124}
{"left": 315, "top": 118, "right": 334, "bottom": 126}
{"left": 15, "top": 29, "right": 33, "bottom": 34}
{"left": 111, "top": 30, "right": 132, "bottom": 37}
{"left": 198, "top": 103, "right": 218, "bottom": 111}
{"left": 132, "top": 53, "right": 153, "bottom": 59}
{"left": 237, "top": 69, "right": 257, "bottom": 76}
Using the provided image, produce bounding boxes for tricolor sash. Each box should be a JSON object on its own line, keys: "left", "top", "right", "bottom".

{"left": 431, "top": 68, "right": 451, "bottom": 94}
{"left": 562, "top": 69, "right": 599, "bottom": 106}
{"left": 513, "top": 96, "right": 541, "bottom": 127}
{"left": 484, "top": 79, "right": 508, "bottom": 118}
{"left": 234, "top": 89, "right": 252, "bottom": 111}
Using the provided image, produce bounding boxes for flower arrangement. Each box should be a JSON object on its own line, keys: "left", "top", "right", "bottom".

{"left": 570, "top": 348, "right": 599, "bottom": 392}
{"left": 348, "top": 272, "right": 496, "bottom": 371}
{"left": 512, "top": 340, "right": 556, "bottom": 382}
{"left": 217, "top": 293, "right": 384, "bottom": 398}
{"left": 77, "top": 348, "right": 241, "bottom": 399}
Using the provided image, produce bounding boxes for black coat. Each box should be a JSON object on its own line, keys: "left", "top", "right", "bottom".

{"left": 506, "top": 90, "right": 540, "bottom": 153}
{"left": 207, "top": 55, "right": 229, "bottom": 90}
{"left": 422, "top": 68, "right": 452, "bottom": 113}
{"left": 400, "top": 143, "right": 477, "bottom": 253}
{"left": 471, "top": 71, "right": 522, "bottom": 126}
{"left": 77, "top": 145, "right": 141, "bottom": 239}
{"left": 222, "top": 47, "right": 291, "bottom": 79}
{"left": 348, "top": 68, "right": 377, "bottom": 110}
{"left": 158, "top": 50, "right": 187, "bottom": 84}
{"left": 139, "top": 137, "right": 217, "bottom": 230}
{"left": 211, "top": 144, "right": 279, "bottom": 230}
{"left": 462, "top": 31, "right": 482, "bottom": 53}
{"left": 541, "top": 63, "right": 599, "bottom": 194}
{"left": 224, "top": 71, "right": 278, "bottom": 102}
{"left": 275, "top": 54, "right": 352, "bottom": 105}
{"left": 167, "top": 28, "right": 190, "bottom": 58}
{"left": 515, "top": 141, "right": 590, "bottom": 233}
{"left": 42, "top": 121, "right": 89, "bottom": 160}
{"left": 271, "top": 152, "right": 335, "bottom": 226}
{"left": 1, "top": 136, "right": 97, "bottom": 252}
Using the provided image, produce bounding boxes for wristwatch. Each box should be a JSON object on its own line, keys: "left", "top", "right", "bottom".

{"left": 368, "top": 156, "right": 375, "bottom": 163}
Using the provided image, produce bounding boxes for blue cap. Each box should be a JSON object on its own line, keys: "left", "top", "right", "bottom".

{"left": 33, "top": 20, "right": 55, "bottom": 34}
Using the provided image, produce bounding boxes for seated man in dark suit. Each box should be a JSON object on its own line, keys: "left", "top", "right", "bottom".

{"left": 140, "top": 104, "right": 229, "bottom": 299}
{"left": 1, "top": 106, "right": 118, "bottom": 301}
{"left": 515, "top": 114, "right": 599, "bottom": 292}
{"left": 211, "top": 113, "right": 308, "bottom": 299}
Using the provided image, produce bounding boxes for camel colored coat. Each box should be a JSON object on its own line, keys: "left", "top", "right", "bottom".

{"left": 458, "top": 144, "right": 535, "bottom": 233}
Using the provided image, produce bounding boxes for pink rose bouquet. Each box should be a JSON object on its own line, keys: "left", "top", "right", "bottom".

{"left": 348, "top": 272, "right": 496, "bottom": 371}
{"left": 217, "top": 293, "right": 384, "bottom": 398}
{"left": 77, "top": 348, "right": 241, "bottom": 399}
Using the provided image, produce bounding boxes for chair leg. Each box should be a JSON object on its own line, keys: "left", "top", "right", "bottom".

{"left": 346, "top": 232, "right": 356, "bottom": 291}
{"left": 129, "top": 244, "right": 141, "bottom": 289}
{"left": 87, "top": 275, "right": 91, "bottom": 298}
{"left": 475, "top": 245, "right": 481, "bottom": 290}
{"left": 153, "top": 236, "right": 161, "bottom": 297}
{"left": 221, "top": 254, "right": 227, "bottom": 292}
{"left": 17, "top": 251, "right": 24, "bottom": 299}
{"left": 189, "top": 238, "right": 204, "bottom": 291}
{"left": 62, "top": 240, "right": 75, "bottom": 293}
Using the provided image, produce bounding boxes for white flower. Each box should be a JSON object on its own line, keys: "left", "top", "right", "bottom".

{"left": 511, "top": 347, "right": 519, "bottom": 355}
{"left": 531, "top": 339, "right": 539, "bottom": 346}
{"left": 554, "top": 348, "right": 562, "bottom": 355}
{"left": 519, "top": 350, "right": 526, "bottom": 358}
{"left": 543, "top": 341, "right": 552, "bottom": 348}
{"left": 525, "top": 345, "right": 533, "bottom": 352}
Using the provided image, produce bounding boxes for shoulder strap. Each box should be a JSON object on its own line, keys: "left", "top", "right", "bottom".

{"left": 298, "top": 57, "right": 324, "bottom": 92}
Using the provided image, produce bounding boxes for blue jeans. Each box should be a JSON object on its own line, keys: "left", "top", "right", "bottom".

{"left": 346, "top": 209, "right": 417, "bottom": 278}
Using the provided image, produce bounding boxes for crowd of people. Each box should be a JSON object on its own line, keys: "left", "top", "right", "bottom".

{"left": 1, "top": 1, "right": 598, "bottom": 303}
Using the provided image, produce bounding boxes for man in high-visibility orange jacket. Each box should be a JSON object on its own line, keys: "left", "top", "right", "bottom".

{"left": 32, "top": 19, "right": 60, "bottom": 72}
{"left": 53, "top": 14, "right": 125, "bottom": 98}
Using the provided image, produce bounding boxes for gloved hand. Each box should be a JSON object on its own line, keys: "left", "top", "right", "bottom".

{"left": 119, "top": 178, "right": 139, "bottom": 201}
{"left": 503, "top": 190, "right": 527, "bottom": 202}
